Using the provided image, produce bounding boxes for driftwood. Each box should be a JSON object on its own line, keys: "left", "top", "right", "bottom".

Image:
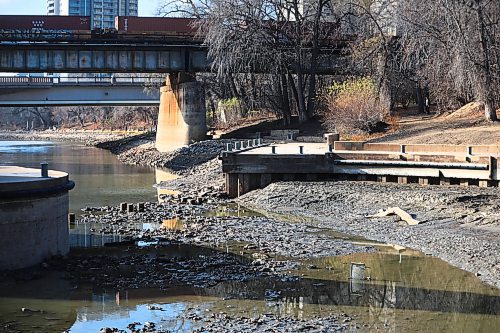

{"left": 367, "top": 207, "right": 420, "bottom": 225}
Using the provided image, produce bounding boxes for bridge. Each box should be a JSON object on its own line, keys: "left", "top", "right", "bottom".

{"left": 0, "top": 75, "right": 160, "bottom": 106}
{"left": 0, "top": 42, "right": 209, "bottom": 73}
{"left": 0, "top": 29, "right": 344, "bottom": 151}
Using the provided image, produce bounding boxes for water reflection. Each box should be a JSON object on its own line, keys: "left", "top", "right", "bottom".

{"left": 155, "top": 168, "right": 180, "bottom": 203}
{"left": 0, "top": 244, "right": 499, "bottom": 333}
{"left": 71, "top": 294, "right": 196, "bottom": 333}
{"left": 69, "top": 220, "right": 128, "bottom": 248}
{"left": 162, "top": 218, "right": 184, "bottom": 231}
{"left": 204, "top": 203, "right": 263, "bottom": 218}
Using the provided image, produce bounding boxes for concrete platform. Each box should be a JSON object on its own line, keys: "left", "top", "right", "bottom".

{"left": 238, "top": 143, "right": 327, "bottom": 155}
{"left": 221, "top": 141, "right": 500, "bottom": 197}
{"left": 0, "top": 166, "right": 70, "bottom": 194}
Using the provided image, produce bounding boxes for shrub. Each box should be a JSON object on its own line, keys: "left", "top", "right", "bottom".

{"left": 323, "top": 77, "right": 389, "bottom": 135}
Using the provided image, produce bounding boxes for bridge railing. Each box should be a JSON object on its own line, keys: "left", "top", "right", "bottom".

{"left": 0, "top": 76, "right": 53, "bottom": 85}
{"left": 0, "top": 76, "right": 160, "bottom": 86}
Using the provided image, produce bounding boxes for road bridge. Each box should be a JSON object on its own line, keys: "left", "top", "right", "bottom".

{"left": 0, "top": 75, "right": 160, "bottom": 106}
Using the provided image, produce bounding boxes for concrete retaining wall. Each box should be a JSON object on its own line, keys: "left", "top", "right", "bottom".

{"left": 222, "top": 142, "right": 500, "bottom": 198}
{"left": 334, "top": 141, "right": 500, "bottom": 156}
{"left": 0, "top": 193, "right": 69, "bottom": 270}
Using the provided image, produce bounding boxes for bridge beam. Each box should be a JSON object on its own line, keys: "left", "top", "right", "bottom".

{"left": 0, "top": 43, "right": 208, "bottom": 73}
{"left": 156, "top": 73, "right": 207, "bottom": 152}
{"left": 0, "top": 86, "right": 159, "bottom": 106}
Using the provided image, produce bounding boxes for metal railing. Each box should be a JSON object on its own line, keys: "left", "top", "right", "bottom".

{"left": 0, "top": 75, "right": 161, "bottom": 86}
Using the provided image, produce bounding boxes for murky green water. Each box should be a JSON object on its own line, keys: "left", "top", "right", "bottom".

{"left": 1, "top": 140, "right": 499, "bottom": 332}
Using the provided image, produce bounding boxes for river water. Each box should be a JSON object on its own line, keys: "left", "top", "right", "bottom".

{"left": 1, "top": 140, "right": 499, "bottom": 333}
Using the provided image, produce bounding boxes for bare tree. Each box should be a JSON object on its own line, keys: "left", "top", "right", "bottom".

{"left": 198, "top": 0, "right": 344, "bottom": 123}
{"left": 397, "top": 0, "right": 499, "bottom": 121}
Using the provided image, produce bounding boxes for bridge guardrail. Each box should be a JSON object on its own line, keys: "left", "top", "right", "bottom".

{"left": 0, "top": 76, "right": 161, "bottom": 86}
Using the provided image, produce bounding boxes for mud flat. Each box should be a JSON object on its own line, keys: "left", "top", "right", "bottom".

{"left": 238, "top": 181, "right": 500, "bottom": 289}
{"left": 107, "top": 137, "right": 500, "bottom": 290}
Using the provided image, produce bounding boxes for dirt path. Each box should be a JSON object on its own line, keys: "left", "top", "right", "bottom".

{"left": 373, "top": 107, "right": 500, "bottom": 145}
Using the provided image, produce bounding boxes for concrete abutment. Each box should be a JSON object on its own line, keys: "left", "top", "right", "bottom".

{"left": 156, "top": 73, "right": 207, "bottom": 152}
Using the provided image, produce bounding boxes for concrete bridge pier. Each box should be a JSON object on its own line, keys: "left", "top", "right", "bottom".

{"left": 156, "top": 73, "right": 207, "bottom": 152}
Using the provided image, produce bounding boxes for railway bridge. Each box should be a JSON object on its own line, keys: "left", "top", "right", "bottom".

{"left": 0, "top": 18, "right": 345, "bottom": 151}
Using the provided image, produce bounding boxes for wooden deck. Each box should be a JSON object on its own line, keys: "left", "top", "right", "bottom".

{"left": 221, "top": 141, "right": 500, "bottom": 198}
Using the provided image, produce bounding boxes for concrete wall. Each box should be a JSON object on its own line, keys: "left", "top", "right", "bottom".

{"left": 156, "top": 77, "right": 207, "bottom": 152}
{"left": 0, "top": 193, "right": 69, "bottom": 270}
{"left": 222, "top": 142, "right": 500, "bottom": 197}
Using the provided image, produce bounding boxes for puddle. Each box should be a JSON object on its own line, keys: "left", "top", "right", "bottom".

{"left": 69, "top": 203, "right": 261, "bottom": 249}
{"left": 155, "top": 168, "right": 181, "bottom": 203}
{"left": 203, "top": 203, "right": 263, "bottom": 218}
{"left": 60, "top": 189, "right": 500, "bottom": 332}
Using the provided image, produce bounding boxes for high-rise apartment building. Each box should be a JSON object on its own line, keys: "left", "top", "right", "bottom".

{"left": 47, "top": 0, "right": 138, "bottom": 29}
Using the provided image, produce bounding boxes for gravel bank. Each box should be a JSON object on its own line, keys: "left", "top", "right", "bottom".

{"left": 97, "top": 137, "right": 232, "bottom": 193}
{"left": 0, "top": 129, "right": 133, "bottom": 146}
{"left": 78, "top": 200, "right": 374, "bottom": 261}
{"left": 189, "top": 312, "right": 357, "bottom": 333}
{"left": 239, "top": 181, "right": 500, "bottom": 289}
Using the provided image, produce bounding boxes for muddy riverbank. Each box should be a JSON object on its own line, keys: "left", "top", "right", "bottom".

{"left": 2, "top": 198, "right": 375, "bottom": 332}
{"left": 238, "top": 181, "right": 500, "bottom": 289}
{"left": 2, "top": 132, "right": 500, "bottom": 332}
{"left": 4, "top": 195, "right": 499, "bottom": 332}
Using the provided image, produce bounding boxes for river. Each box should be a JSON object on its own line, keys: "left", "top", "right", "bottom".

{"left": 0, "top": 140, "right": 499, "bottom": 333}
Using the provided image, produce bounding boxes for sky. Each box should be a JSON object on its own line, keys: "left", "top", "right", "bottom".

{"left": 0, "top": 0, "right": 160, "bottom": 16}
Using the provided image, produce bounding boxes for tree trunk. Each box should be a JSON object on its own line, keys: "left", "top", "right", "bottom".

{"left": 484, "top": 101, "right": 496, "bottom": 122}
{"left": 476, "top": 0, "right": 497, "bottom": 121}
{"left": 416, "top": 83, "right": 425, "bottom": 114}
{"left": 296, "top": 72, "right": 308, "bottom": 123}
{"left": 280, "top": 73, "right": 292, "bottom": 126}
{"left": 375, "top": 49, "right": 391, "bottom": 111}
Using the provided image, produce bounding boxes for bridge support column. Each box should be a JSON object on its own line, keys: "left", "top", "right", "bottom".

{"left": 156, "top": 73, "right": 206, "bottom": 152}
